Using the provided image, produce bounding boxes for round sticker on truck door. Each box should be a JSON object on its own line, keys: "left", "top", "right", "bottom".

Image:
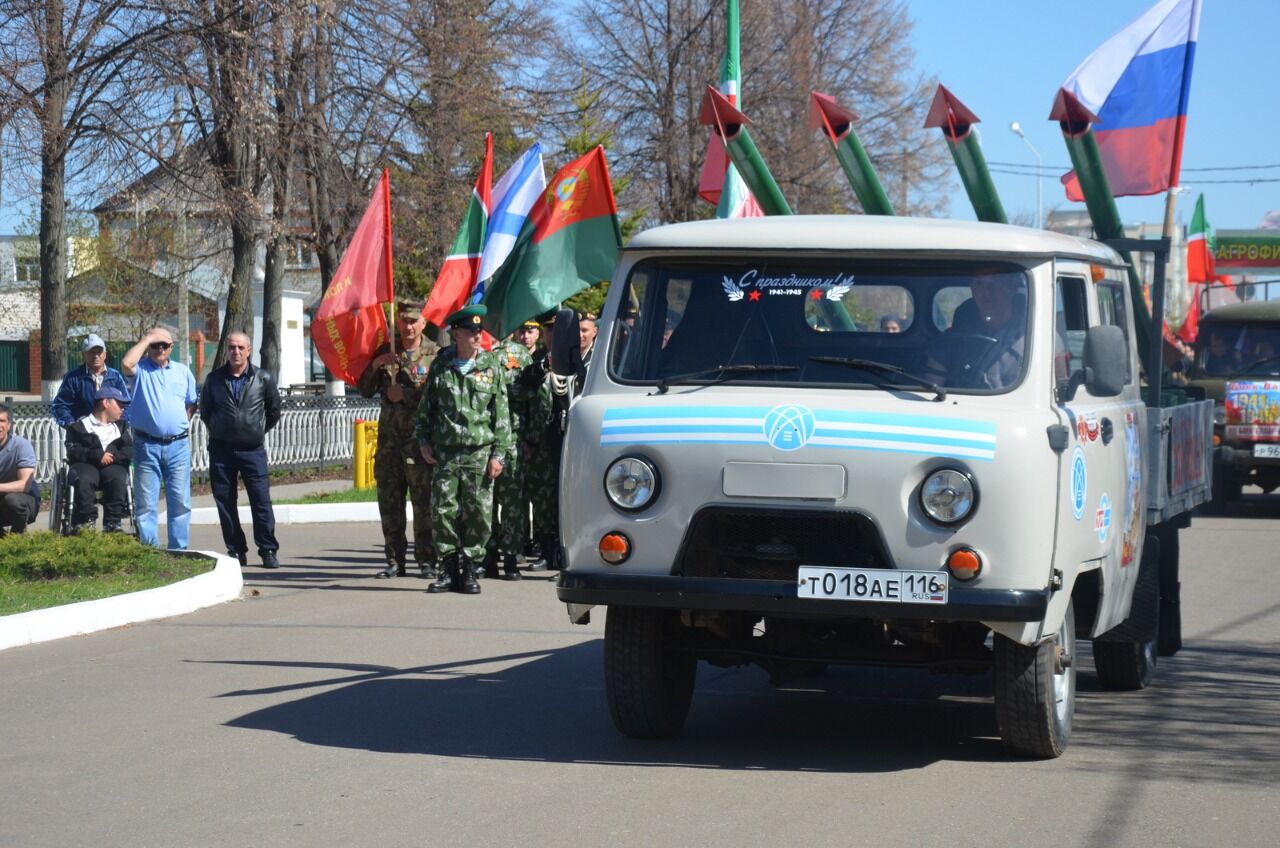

{"left": 1071, "top": 446, "right": 1087, "bottom": 520}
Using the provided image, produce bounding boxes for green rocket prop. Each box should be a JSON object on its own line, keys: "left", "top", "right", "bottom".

{"left": 699, "top": 85, "right": 793, "bottom": 216}
{"left": 1051, "top": 87, "right": 1154, "bottom": 374}
{"left": 809, "top": 91, "right": 895, "bottom": 216}
{"left": 924, "top": 85, "right": 1007, "bottom": 224}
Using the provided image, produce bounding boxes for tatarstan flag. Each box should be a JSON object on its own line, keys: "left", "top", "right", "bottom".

{"left": 423, "top": 133, "right": 493, "bottom": 326}
{"left": 1186, "top": 192, "right": 1215, "bottom": 282}
{"left": 481, "top": 146, "right": 621, "bottom": 337}
{"left": 696, "top": 0, "right": 763, "bottom": 219}
{"left": 312, "top": 169, "right": 394, "bottom": 384}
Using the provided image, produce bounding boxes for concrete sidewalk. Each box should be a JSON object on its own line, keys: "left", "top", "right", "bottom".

{"left": 188, "top": 477, "right": 356, "bottom": 509}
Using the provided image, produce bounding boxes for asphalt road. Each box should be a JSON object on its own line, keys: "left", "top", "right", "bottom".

{"left": 2, "top": 496, "right": 1278, "bottom": 848}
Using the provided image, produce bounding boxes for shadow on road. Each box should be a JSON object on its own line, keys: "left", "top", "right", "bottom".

{"left": 213, "top": 641, "right": 1006, "bottom": 772}
{"left": 207, "top": 633, "right": 1280, "bottom": 777}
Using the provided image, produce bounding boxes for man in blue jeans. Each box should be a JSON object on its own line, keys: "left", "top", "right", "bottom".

{"left": 121, "top": 327, "right": 198, "bottom": 550}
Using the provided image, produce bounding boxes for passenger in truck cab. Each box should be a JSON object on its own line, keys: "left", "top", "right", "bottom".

{"left": 1201, "top": 329, "right": 1242, "bottom": 375}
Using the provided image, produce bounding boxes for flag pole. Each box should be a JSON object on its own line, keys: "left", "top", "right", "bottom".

{"left": 381, "top": 168, "right": 397, "bottom": 355}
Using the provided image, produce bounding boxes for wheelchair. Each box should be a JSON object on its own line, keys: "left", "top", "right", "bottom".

{"left": 48, "top": 462, "right": 137, "bottom": 537}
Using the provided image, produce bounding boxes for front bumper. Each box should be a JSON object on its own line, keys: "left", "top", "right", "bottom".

{"left": 557, "top": 571, "right": 1049, "bottom": 622}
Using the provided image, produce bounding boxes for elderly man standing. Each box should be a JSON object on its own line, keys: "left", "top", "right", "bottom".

{"left": 63, "top": 387, "right": 133, "bottom": 533}
{"left": 52, "top": 334, "right": 130, "bottom": 427}
{"left": 121, "top": 327, "right": 198, "bottom": 550}
{"left": 199, "top": 332, "right": 282, "bottom": 569}
{"left": 0, "top": 403, "right": 41, "bottom": 537}
{"left": 359, "top": 299, "right": 440, "bottom": 578}
{"left": 416, "top": 304, "right": 511, "bottom": 595}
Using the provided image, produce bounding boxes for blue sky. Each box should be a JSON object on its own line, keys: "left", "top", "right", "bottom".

{"left": 3, "top": 1, "right": 1272, "bottom": 235}
{"left": 907, "top": 0, "right": 1278, "bottom": 230}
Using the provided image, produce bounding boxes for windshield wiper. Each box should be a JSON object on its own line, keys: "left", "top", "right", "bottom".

{"left": 808, "top": 356, "right": 947, "bottom": 401}
{"left": 656, "top": 364, "right": 798, "bottom": 394}
{"left": 1230, "top": 355, "right": 1280, "bottom": 378}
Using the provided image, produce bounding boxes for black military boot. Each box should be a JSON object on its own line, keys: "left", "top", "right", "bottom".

{"left": 417, "top": 559, "right": 436, "bottom": 580}
{"left": 377, "top": 560, "right": 407, "bottom": 579}
{"left": 427, "top": 556, "right": 457, "bottom": 594}
{"left": 502, "top": 553, "right": 522, "bottom": 581}
{"left": 458, "top": 558, "right": 482, "bottom": 594}
{"left": 479, "top": 549, "right": 499, "bottom": 579}
{"left": 526, "top": 535, "right": 552, "bottom": 571}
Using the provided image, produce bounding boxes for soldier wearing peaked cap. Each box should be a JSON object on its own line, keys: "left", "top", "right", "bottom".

{"left": 358, "top": 297, "right": 440, "bottom": 578}
{"left": 415, "top": 304, "right": 513, "bottom": 595}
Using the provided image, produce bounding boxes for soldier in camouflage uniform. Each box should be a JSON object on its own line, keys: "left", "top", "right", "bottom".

{"left": 521, "top": 312, "right": 572, "bottom": 571}
{"left": 416, "top": 304, "right": 512, "bottom": 595}
{"left": 482, "top": 319, "right": 536, "bottom": 580}
{"left": 358, "top": 299, "right": 439, "bottom": 578}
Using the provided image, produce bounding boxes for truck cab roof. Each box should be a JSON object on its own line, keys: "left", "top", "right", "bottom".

{"left": 626, "top": 215, "right": 1127, "bottom": 267}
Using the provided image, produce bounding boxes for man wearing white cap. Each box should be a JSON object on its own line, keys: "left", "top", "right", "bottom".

{"left": 52, "top": 333, "right": 130, "bottom": 427}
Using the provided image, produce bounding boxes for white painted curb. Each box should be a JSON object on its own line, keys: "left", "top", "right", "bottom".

{"left": 0, "top": 551, "right": 244, "bottom": 652}
{"left": 165, "top": 502, "right": 392, "bottom": 525}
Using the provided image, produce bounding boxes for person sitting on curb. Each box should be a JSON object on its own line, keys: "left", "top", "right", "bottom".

{"left": 63, "top": 387, "right": 134, "bottom": 533}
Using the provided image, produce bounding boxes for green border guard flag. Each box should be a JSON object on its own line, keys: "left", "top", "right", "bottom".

{"left": 482, "top": 146, "right": 622, "bottom": 336}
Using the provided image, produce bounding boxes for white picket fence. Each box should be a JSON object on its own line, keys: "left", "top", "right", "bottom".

{"left": 9, "top": 397, "right": 381, "bottom": 486}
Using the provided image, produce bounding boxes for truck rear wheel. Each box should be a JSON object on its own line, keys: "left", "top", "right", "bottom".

{"left": 604, "top": 606, "right": 696, "bottom": 739}
{"left": 994, "top": 600, "right": 1075, "bottom": 759}
{"left": 1093, "top": 536, "right": 1160, "bottom": 690}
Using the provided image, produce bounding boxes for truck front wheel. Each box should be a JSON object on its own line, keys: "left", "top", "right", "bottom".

{"left": 993, "top": 599, "right": 1075, "bottom": 758}
{"left": 604, "top": 606, "right": 696, "bottom": 739}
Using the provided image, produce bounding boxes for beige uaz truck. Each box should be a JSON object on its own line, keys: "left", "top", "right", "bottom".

{"left": 550, "top": 215, "right": 1211, "bottom": 758}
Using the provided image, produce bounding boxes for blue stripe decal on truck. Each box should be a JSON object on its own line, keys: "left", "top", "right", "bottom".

{"left": 600, "top": 404, "right": 998, "bottom": 461}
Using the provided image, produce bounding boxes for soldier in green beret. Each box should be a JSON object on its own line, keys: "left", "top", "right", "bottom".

{"left": 358, "top": 298, "right": 439, "bottom": 578}
{"left": 415, "top": 304, "right": 512, "bottom": 594}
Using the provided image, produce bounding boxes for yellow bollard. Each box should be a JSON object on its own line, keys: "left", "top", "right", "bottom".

{"left": 353, "top": 419, "right": 379, "bottom": 489}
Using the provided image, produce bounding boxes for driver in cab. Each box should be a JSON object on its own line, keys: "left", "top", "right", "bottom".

{"left": 925, "top": 274, "right": 1025, "bottom": 390}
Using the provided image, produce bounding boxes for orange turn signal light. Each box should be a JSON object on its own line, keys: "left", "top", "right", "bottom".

{"left": 599, "top": 532, "right": 631, "bottom": 565}
{"left": 1212, "top": 434, "right": 1222, "bottom": 446}
{"left": 946, "top": 547, "right": 982, "bottom": 581}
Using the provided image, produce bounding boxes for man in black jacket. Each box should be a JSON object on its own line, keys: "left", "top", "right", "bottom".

{"left": 199, "top": 332, "right": 282, "bottom": 568}
{"left": 64, "top": 387, "right": 133, "bottom": 532}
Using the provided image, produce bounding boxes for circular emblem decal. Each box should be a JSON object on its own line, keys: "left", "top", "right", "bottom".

{"left": 1071, "top": 446, "right": 1087, "bottom": 520}
{"left": 555, "top": 174, "right": 580, "bottom": 202}
{"left": 764, "top": 404, "right": 816, "bottom": 451}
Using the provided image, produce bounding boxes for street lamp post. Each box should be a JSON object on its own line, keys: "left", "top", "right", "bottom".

{"left": 1009, "top": 121, "right": 1042, "bottom": 229}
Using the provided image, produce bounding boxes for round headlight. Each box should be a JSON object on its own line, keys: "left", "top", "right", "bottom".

{"left": 604, "top": 456, "right": 660, "bottom": 512}
{"left": 920, "top": 468, "right": 977, "bottom": 525}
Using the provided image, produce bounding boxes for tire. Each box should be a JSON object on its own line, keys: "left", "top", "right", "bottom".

{"left": 994, "top": 599, "right": 1075, "bottom": 759}
{"left": 1156, "top": 523, "right": 1182, "bottom": 657}
{"left": 1093, "top": 537, "right": 1160, "bottom": 690}
{"left": 604, "top": 606, "right": 696, "bottom": 739}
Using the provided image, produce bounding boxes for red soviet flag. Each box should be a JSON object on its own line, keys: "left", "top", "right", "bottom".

{"left": 312, "top": 169, "right": 395, "bottom": 384}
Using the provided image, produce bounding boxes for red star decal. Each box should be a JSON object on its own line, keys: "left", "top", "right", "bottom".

{"left": 810, "top": 289, "right": 823, "bottom": 300}
{"left": 748, "top": 290, "right": 762, "bottom": 302}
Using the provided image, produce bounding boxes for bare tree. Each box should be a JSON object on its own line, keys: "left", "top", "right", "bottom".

{"left": 567, "top": 0, "right": 950, "bottom": 225}
{"left": 0, "top": 0, "right": 169, "bottom": 398}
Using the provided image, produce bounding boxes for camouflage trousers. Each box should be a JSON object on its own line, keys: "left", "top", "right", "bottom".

{"left": 431, "top": 447, "right": 495, "bottom": 562}
{"left": 375, "top": 447, "right": 434, "bottom": 567}
{"left": 525, "top": 441, "right": 560, "bottom": 543}
{"left": 488, "top": 444, "right": 527, "bottom": 556}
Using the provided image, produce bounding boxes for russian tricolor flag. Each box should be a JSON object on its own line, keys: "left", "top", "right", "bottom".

{"left": 1060, "top": 0, "right": 1201, "bottom": 200}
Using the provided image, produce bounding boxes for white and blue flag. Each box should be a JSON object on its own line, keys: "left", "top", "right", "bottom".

{"left": 472, "top": 143, "right": 545, "bottom": 302}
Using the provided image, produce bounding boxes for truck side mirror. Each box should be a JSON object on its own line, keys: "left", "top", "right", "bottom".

{"left": 550, "top": 308, "right": 582, "bottom": 377}
{"left": 1083, "top": 324, "right": 1127, "bottom": 398}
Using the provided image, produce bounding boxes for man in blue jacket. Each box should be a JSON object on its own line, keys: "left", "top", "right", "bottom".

{"left": 52, "top": 334, "right": 130, "bottom": 426}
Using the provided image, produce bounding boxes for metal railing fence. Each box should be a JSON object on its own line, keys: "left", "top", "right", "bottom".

{"left": 7, "top": 396, "right": 381, "bottom": 486}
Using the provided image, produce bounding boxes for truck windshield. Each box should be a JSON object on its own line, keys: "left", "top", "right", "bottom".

{"left": 1195, "top": 323, "right": 1280, "bottom": 376}
{"left": 609, "top": 257, "right": 1031, "bottom": 394}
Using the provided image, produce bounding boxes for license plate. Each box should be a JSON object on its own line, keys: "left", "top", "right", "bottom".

{"left": 1253, "top": 444, "right": 1280, "bottom": 458}
{"left": 797, "top": 566, "right": 949, "bottom": 605}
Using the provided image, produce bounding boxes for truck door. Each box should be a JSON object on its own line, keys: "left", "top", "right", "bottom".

{"left": 1054, "top": 270, "right": 1140, "bottom": 634}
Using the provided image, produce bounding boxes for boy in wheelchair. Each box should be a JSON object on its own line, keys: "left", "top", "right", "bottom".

{"left": 63, "top": 386, "right": 133, "bottom": 533}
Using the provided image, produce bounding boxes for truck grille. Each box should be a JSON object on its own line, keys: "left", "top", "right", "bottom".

{"left": 674, "top": 507, "right": 892, "bottom": 581}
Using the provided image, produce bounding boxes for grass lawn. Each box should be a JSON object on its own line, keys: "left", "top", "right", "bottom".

{"left": 276, "top": 487, "right": 378, "bottom": 505}
{"left": 0, "top": 531, "right": 212, "bottom": 617}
